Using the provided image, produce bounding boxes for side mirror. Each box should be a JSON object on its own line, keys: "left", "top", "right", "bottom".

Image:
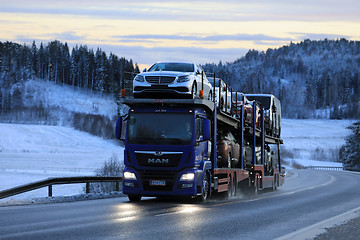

{"left": 202, "top": 118, "right": 211, "bottom": 141}
{"left": 115, "top": 117, "right": 123, "bottom": 140}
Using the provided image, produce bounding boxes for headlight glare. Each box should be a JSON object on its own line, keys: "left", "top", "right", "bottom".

{"left": 180, "top": 173, "right": 195, "bottom": 181}
{"left": 124, "top": 171, "right": 137, "bottom": 180}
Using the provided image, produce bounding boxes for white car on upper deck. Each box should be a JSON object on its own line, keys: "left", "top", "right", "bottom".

{"left": 133, "top": 62, "right": 213, "bottom": 99}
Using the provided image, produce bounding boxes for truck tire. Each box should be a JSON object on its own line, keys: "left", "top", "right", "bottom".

{"left": 227, "top": 176, "right": 233, "bottom": 198}
{"left": 250, "top": 176, "right": 259, "bottom": 194}
{"left": 128, "top": 194, "right": 142, "bottom": 202}
{"left": 197, "top": 173, "right": 210, "bottom": 202}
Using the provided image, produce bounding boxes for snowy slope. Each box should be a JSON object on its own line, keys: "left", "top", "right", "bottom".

{"left": 22, "top": 79, "right": 126, "bottom": 118}
{"left": 0, "top": 123, "right": 124, "bottom": 203}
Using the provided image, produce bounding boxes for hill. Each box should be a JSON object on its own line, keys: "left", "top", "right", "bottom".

{"left": 202, "top": 39, "right": 360, "bottom": 119}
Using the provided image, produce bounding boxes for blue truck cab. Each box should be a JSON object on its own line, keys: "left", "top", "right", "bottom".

{"left": 116, "top": 99, "right": 214, "bottom": 201}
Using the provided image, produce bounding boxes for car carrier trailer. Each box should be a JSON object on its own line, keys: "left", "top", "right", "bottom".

{"left": 116, "top": 95, "right": 284, "bottom": 202}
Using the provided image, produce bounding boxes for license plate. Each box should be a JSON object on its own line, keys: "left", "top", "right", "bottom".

{"left": 150, "top": 180, "right": 166, "bottom": 186}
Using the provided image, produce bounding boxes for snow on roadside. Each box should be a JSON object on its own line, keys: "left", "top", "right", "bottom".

{"left": 0, "top": 123, "right": 124, "bottom": 205}
{"left": 281, "top": 119, "right": 354, "bottom": 168}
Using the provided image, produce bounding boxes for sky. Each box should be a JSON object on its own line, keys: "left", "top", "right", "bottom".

{"left": 1, "top": 0, "right": 360, "bottom": 68}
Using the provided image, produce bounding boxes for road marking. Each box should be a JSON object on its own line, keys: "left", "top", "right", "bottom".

{"left": 274, "top": 206, "right": 360, "bottom": 240}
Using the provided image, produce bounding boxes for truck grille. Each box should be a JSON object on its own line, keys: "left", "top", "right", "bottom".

{"left": 138, "top": 170, "right": 177, "bottom": 192}
{"left": 145, "top": 76, "right": 176, "bottom": 84}
{"left": 135, "top": 151, "right": 183, "bottom": 167}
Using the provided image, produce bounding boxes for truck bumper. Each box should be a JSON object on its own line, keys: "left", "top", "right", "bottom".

{"left": 122, "top": 167, "right": 201, "bottom": 197}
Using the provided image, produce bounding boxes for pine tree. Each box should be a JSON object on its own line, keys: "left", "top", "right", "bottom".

{"left": 340, "top": 122, "right": 360, "bottom": 168}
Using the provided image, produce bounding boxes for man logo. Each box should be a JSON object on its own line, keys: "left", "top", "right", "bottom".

{"left": 148, "top": 158, "right": 169, "bottom": 164}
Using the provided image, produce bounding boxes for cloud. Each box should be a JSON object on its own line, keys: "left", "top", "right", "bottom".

{"left": 113, "top": 33, "right": 292, "bottom": 43}
{"left": 292, "top": 33, "right": 350, "bottom": 41}
{"left": 83, "top": 44, "right": 249, "bottom": 66}
{"left": 1, "top": 1, "right": 360, "bottom": 21}
{"left": 53, "top": 32, "right": 86, "bottom": 41}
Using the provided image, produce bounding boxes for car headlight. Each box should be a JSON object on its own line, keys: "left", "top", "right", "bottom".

{"left": 124, "top": 171, "right": 137, "bottom": 180}
{"left": 180, "top": 173, "right": 195, "bottom": 181}
{"left": 177, "top": 75, "right": 191, "bottom": 83}
{"left": 134, "top": 75, "right": 145, "bottom": 82}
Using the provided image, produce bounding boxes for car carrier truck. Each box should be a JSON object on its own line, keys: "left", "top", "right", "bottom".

{"left": 115, "top": 89, "right": 284, "bottom": 202}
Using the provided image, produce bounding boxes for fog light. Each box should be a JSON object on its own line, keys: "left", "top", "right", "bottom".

{"left": 124, "top": 182, "right": 135, "bottom": 187}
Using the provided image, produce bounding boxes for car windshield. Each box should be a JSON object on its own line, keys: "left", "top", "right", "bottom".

{"left": 209, "top": 79, "right": 220, "bottom": 87}
{"left": 148, "top": 63, "right": 194, "bottom": 72}
{"left": 127, "top": 112, "right": 193, "bottom": 145}
{"left": 246, "top": 95, "right": 271, "bottom": 109}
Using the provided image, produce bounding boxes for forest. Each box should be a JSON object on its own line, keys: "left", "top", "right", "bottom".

{"left": 0, "top": 40, "right": 138, "bottom": 116}
{"left": 1, "top": 39, "right": 360, "bottom": 119}
{"left": 202, "top": 39, "right": 360, "bottom": 118}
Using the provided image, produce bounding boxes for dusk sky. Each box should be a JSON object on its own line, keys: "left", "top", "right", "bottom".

{"left": 1, "top": 0, "right": 360, "bottom": 68}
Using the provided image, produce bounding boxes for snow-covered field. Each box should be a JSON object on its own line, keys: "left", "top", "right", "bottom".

{"left": 281, "top": 119, "right": 353, "bottom": 168}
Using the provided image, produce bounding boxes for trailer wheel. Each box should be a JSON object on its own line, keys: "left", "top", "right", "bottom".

{"left": 128, "top": 194, "right": 141, "bottom": 202}
{"left": 273, "top": 176, "right": 278, "bottom": 191}
{"left": 250, "top": 176, "right": 259, "bottom": 194}
{"left": 197, "top": 173, "right": 210, "bottom": 202}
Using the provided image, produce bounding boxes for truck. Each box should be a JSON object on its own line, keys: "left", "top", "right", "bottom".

{"left": 116, "top": 87, "right": 284, "bottom": 202}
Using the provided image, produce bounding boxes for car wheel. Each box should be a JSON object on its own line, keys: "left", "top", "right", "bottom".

{"left": 208, "top": 91, "right": 212, "bottom": 101}
{"left": 191, "top": 83, "right": 197, "bottom": 99}
{"left": 227, "top": 153, "right": 232, "bottom": 168}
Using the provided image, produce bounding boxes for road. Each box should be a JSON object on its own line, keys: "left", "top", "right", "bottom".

{"left": 1, "top": 169, "right": 360, "bottom": 240}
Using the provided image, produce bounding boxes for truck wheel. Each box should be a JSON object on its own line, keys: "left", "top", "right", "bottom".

{"left": 197, "top": 173, "right": 210, "bottom": 202}
{"left": 273, "top": 176, "right": 278, "bottom": 191}
{"left": 128, "top": 194, "right": 141, "bottom": 202}
{"left": 250, "top": 176, "right": 258, "bottom": 194}
{"left": 227, "top": 176, "right": 233, "bottom": 198}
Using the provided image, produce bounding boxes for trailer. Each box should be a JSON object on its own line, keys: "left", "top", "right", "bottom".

{"left": 116, "top": 94, "right": 284, "bottom": 202}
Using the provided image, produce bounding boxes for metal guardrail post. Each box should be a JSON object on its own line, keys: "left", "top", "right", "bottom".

{"left": 48, "top": 185, "right": 52, "bottom": 197}
{"left": 86, "top": 182, "right": 90, "bottom": 194}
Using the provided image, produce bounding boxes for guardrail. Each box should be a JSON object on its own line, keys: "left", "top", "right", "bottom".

{"left": 0, "top": 176, "right": 123, "bottom": 200}
{"left": 305, "top": 166, "right": 344, "bottom": 171}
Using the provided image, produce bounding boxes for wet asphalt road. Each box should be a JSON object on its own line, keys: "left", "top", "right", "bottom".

{"left": 1, "top": 169, "right": 360, "bottom": 240}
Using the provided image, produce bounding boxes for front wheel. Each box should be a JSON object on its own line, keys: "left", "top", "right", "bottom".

{"left": 128, "top": 194, "right": 142, "bottom": 202}
{"left": 197, "top": 173, "right": 210, "bottom": 202}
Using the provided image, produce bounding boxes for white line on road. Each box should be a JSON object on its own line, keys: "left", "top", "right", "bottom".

{"left": 274, "top": 206, "right": 360, "bottom": 240}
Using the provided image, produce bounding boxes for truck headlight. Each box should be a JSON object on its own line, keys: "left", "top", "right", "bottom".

{"left": 134, "top": 75, "right": 145, "bottom": 82}
{"left": 180, "top": 173, "right": 195, "bottom": 181}
{"left": 124, "top": 171, "right": 137, "bottom": 180}
{"left": 177, "top": 75, "right": 191, "bottom": 83}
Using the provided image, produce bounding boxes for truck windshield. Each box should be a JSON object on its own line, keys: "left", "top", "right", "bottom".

{"left": 128, "top": 113, "right": 193, "bottom": 145}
